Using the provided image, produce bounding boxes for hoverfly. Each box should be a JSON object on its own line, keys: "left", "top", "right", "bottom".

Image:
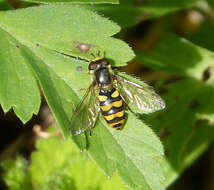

{"left": 70, "top": 55, "right": 165, "bottom": 135}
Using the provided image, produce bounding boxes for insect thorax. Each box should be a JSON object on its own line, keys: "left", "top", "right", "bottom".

{"left": 95, "top": 68, "right": 112, "bottom": 85}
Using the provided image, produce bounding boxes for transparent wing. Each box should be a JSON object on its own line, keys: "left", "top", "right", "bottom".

{"left": 70, "top": 84, "right": 99, "bottom": 135}
{"left": 115, "top": 72, "right": 165, "bottom": 114}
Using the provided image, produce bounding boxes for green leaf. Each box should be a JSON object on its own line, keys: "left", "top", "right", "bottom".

{"left": 145, "top": 78, "right": 214, "bottom": 186}
{"left": 0, "top": 5, "right": 134, "bottom": 124}
{"left": 21, "top": 0, "right": 119, "bottom": 4}
{"left": 0, "top": 5, "right": 164, "bottom": 190}
{"left": 15, "top": 44, "right": 164, "bottom": 189}
{"left": 136, "top": 28, "right": 214, "bottom": 186}
{"left": 136, "top": 33, "right": 214, "bottom": 79}
{"left": 0, "top": 28, "right": 41, "bottom": 122}
{"left": 0, "top": 5, "right": 134, "bottom": 66}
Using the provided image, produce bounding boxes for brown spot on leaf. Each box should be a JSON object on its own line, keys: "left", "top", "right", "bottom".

{"left": 36, "top": 43, "right": 40, "bottom": 47}
{"left": 16, "top": 44, "right": 19, "bottom": 48}
{"left": 76, "top": 66, "right": 83, "bottom": 72}
{"left": 76, "top": 43, "right": 91, "bottom": 53}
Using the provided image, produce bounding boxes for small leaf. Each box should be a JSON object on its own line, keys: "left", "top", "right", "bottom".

{"left": 2, "top": 157, "right": 32, "bottom": 189}
{"left": 136, "top": 33, "right": 214, "bottom": 79}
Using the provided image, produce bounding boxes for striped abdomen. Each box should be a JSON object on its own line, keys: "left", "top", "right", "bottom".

{"left": 98, "top": 88, "right": 125, "bottom": 130}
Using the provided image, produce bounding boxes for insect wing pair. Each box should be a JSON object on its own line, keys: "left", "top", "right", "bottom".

{"left": 70, "top": 70, "right": 165, "bottom": 136}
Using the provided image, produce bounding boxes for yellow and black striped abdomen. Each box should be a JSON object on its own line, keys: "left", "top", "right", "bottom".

{"left": 98, "top": 88, "right": 125, "bottom": 130}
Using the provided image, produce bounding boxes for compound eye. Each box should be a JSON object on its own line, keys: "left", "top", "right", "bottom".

{"left": 101, "top": 59, "right": 110, "bottom": 66}
{"left": 89, "top": 62, "right": 97, "bottom": 70}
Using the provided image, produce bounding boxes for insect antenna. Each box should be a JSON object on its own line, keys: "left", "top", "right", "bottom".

{"left": 54, "top": 50, "right": 90, "bottom": 63}
{"left": 91, "top": 53, "right": 96, "bottom": 58}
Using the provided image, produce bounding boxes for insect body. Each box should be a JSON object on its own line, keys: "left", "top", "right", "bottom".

{"left": 99, "top": 88, "right": 125, "bottom": 130}
{"left": 90, "top": 58, "right": 125, "bottom": 130}
{"left": 70, "top": 57, "right": 165, "bottom": 135}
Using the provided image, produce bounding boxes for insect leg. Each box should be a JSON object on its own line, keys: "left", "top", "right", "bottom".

{"left": 89, "top": 127, "right": 93, "bottom": 136}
